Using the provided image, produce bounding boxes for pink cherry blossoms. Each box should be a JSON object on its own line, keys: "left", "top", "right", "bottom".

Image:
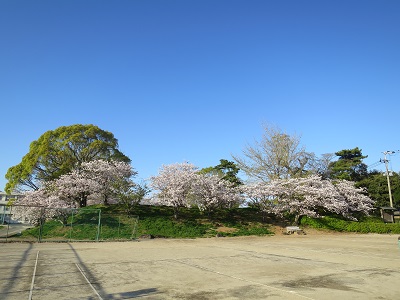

{"left": 150, "top": 162, "right": 243, "bottom": 218}
{"left": 191, "top": 173, "right": 242, "bottom": 215}
{"left": 12, "top": 188, "right": 70, "bottom": 226}
{"left": 13, "top": 160, "right": 136, "bottom": 224}
{"left": 243, "top": 175, "right": 374, "bottom": 224}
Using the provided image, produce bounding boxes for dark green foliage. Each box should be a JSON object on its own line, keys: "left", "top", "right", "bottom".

{"left": 214, "top": 159, "right": 243, "bottom": 186}
{"left": 22, "top": 210, "right": 102, "bottom": 241}
{"left": 137, "top": 218, "right": 211, "bottom": 238}
{"left": 199, "top": 159, "right": 242, "bottom": 186}
{"left": 23, "top": 220, "right": 63, "bottom": 239}
{"left": 357, "top": 171, "right": 400, "bottom": 208}
{"left": 301, "top": 216, "right": 400, "bottom": 234}
{"left": 329, "top": 147, "right": 368, "bottom": 181}
{"left": 128, "top": 205, "right": 272, "bottom": 238}
{"left": 118, "top": 182, "right": 150, "bottom": 215}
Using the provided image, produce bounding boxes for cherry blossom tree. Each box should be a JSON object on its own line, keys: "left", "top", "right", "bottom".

{"left": 191, "top": 174, "right": 243, "bottom": 216}
{"left": 333, "top": 179, "right": 375, "bottom": 219}
{"left": 12, "top": 188, "right": 71, "bottom": 226}
{"left": 45, "top": 159, "right": 135, "bottom": 208}
{"left": 80, "top": 160, "right": 137, "bottom": 205}
{"left": 150, "top": 162, "right": 243, "bottom": 218}
{"left": 12, "top": 161, "right": 136, "bottom": 225}
{"left": 242, "top": 181, "right": 279, "bottom": 222}
{"left": 150, "top": 162, "right": 198, "bottom": 218}
{"left": 268, "top": 175, "right": 344, "bottom": 224}
{"left": 52, "top": 170, "right": 101, "bottom": 208}
{"left": 242, "top": 175, "right": 375, "bottom": 224}
{"left": 12, "top": 160, "right": 137, "bottom": 226}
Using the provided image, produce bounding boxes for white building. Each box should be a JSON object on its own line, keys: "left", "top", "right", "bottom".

{"left": 0, "top": 191, "right": 23, "bottom": 224}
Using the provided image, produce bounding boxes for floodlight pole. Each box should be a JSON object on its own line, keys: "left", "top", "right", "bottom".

{"left": 382, "top": 151, "right": 395, "bottom": 208}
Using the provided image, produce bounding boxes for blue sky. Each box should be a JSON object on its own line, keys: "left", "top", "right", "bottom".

{"left": 1, "top": 0, "right": 400, "bottom": 191}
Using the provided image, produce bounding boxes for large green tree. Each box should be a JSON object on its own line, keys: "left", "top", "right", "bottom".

{"left": 5, "top": 124, "right": 130, "bottom": 193}
{"left": 329, "top": 147, "right": 368, "bottom": 181}
{"left": 357, "top": 171, "right": 400, "bottom": 208}
{"left": 199, "top": 159, "right": 242, "bottom": 186}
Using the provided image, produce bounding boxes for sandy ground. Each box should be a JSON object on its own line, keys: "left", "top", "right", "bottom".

{"left": 1, "top": 233, "right": 400, "bottom": 300}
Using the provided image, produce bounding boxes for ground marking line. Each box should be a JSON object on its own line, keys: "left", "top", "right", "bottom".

{"left": 212, "top": 244, "right": 400, "bottom": 262}
{"left": 76, "top": 263, "right": 103, "bottom": 300}
{"left": 173, "top": 259, "right": 316, "bottom": 300}
{"left": 28, "top": 251, "right": 39, "bottom": 300}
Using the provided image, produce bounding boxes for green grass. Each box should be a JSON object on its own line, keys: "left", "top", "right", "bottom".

{"left": 20, "top": 204, "right": 273, "bottom": 240}
{"left": 20, "top": 204, "right": 400, "bottom": 241}
{"left": 300, "top": 215, "right": 400, "bottom": 234}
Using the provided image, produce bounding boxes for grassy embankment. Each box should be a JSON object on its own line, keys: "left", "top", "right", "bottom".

{"left": 20, "top": 205, "right": 274, "bottom": 240}
{"left": 19, "top": 205, "right": 400, "bottom": 241}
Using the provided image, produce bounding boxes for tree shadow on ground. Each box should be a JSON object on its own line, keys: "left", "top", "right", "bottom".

{"left": 69, "top": 243, "right": 160, "bottom": 299}
{"left": 104, "top": 288, "right": 159, "bottom": 299}
{"left": 0, "top": 243, "right": 34, "bottom": 300}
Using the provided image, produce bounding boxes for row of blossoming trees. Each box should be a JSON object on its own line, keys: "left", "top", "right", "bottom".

{"left": 9, "top": 124, "right": 376, "bottom": 227}
{"left": 12, "top": 160, "right": 375, "bottom": 226}
{"left": 149, "top": 162, "right": 375, "bottom": 224}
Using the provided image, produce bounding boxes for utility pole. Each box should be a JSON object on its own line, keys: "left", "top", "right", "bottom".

{"left": 382, "top": 151, "right": 396, "bottom": 208}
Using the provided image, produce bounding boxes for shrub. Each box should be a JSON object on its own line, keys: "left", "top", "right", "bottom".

{"left": 301, "top": 216, "right": 400, "bottom": 234}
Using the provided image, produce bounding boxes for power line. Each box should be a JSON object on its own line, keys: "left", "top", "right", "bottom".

{"left": 367, "top": 160, "right": 383, "bottom": 170}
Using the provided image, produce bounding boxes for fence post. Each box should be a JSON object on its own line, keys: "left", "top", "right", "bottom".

{"left": 96, "top": 209, "right": 101, "bottom": 242}
{"left": 69, "top": 209, "right": 74, "bottom": 242}
{"left": 118, "top": 216, "right": 121, "bottom": 239}
{"left": 131, "top": 216, "right": 139, "bottom": 240}
{"left": 38, "top": 207, "right": 45, "bottom": 243}
{"left": 5, "top": 205, "right": 11, "bottom": 242}
{"left": 1, "top": 204, "right": 6, "bottom": 225}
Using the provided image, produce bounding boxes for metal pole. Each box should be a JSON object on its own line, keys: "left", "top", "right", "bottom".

{"left": 5, "top": 218, "right": 10, "bottom": 243}
{"left": 6, "top": 205, "right": 15, "bottom": 242}
{"left": 96, "top": 209, "right": 101, "bottom": 242}
{"left": 38, "top": 207, "right": 45, "bottom": 243}
{"left": 383, "top": 151, "right": 395, "bottom": 208}
{"left": 118, "top": 216, "right": 121, "bottom": 239}
{"left": 1, "top": 205, "right": 6, "bottom": 225}
{"left": 69, "top": 209, "right": 74, "bottom": 241}
{"left": 131, "top": 216, "right": 139, "bottom": 240}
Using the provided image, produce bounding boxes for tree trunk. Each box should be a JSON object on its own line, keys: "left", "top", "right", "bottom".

{"left": 294, "top": 214, "right": 303, "bottom": 225}
{"left": 79, "top": 194, "right": 87, "bottom": 208}
{"left": 261, "top": 210, "right": 267, "bottom": 223}
{"left": 173, "top": 207, "right": 179, "bottom": 219}
{"left": 103, "top": 194, "right": 109, "bottom": 206}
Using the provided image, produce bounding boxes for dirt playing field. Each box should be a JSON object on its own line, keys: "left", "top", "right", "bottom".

{"left": 1, "top": 232, "right": 399, "bottom": 299}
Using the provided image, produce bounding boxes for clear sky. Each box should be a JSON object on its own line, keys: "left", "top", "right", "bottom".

{"left": 1, "top": 0, "right": 400, "bottom": 191}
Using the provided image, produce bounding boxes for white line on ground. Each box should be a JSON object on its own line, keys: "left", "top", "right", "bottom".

{"left": 76, "top": 263, "right": 103, "bottom": 300}
{"left": 173, "top": 259, "right": 316, "bottom": 300}
{"left": 28, "top": 251, "right": 39, "bottom": 300}
{"left": 211, "top": 244, "right": 400, "bottom": 262}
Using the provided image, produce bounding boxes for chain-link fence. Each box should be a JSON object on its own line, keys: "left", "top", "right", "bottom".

{"left": 0, "top": 204, "right": 138, "bottom": 243}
